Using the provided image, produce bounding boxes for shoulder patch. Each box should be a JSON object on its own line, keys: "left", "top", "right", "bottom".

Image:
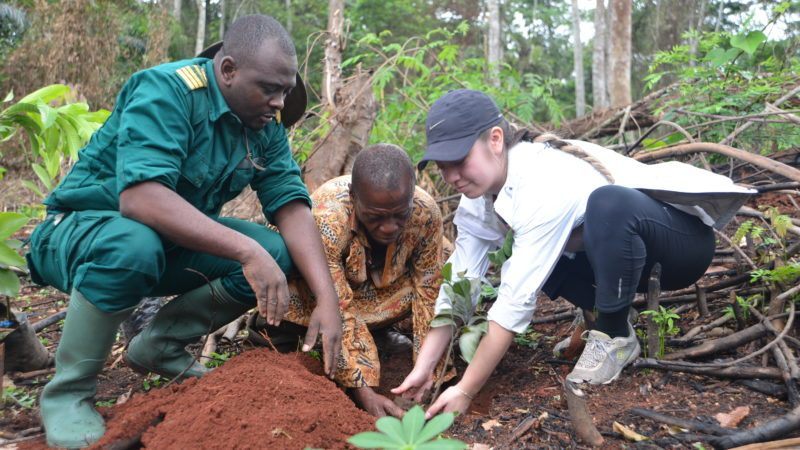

{"left": 175, "top": 65, "right": 208, "bottom": 90}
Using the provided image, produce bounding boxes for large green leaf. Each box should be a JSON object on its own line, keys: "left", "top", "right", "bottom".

{"left": 0, "top": 212, "right": 29, "bottom": 240}
{"left": 458, "top": 329, "right": 484, "bottom": 363}
{"left": 730, "top": 31, "right": 767, "bottom": 56}
{"left": 402, "top": 405, "right": 425, "bottom": 444}
{"left": 415, "top": 412, "right": 454, "bottom": 443}
{"left": 430, "top": 310, "right": 455, "bottom": 328}
{"left": 441, "top": 262, "right": 452, "bottom": 283}
{"left": 375, "top": 416, "right": 406, "bottom": 445}
{"left": 31, "top": 163, "right": 53, "bottom": 191}
{"left": 0, "top": 242, "right": 26, "bottom": 268}
{"left": 21, "top": 180, "right": 44, "bottom": 198}
{"left": 347, "top": 431, "right": 402, "bottom": 449}
{"left": 18, "top": 84, "right": 69, "bottom": 104}
{"left": 0, "top": 268, "right": 21, "bottom": 297}
{"left": 36, "top": 100, "right": 58, "bottom": 130}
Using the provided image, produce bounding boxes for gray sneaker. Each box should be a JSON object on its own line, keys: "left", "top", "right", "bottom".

{"left": 566, "top": 322, "right": 640, "bottom": 385}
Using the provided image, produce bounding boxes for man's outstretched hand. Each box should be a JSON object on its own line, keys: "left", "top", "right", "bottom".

{"left": 303, "top": 300, "right": 342, "bottom": 379}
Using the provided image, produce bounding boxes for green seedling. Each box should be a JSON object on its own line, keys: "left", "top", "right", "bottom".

{"left": 514, "top": 325, "right": 542, "bottom": 349}
{"left": 3, "top": 386, "right": 36, "bottom": 409}
{"left": 641, "top": 306, "right": 680, "bottom": 358}
{"left": 723, "top": 294, "right": 760, "bottom": 323}
{"left": 204, "top": 351, "right": 232, "bottom": 368}
{"left": 142, "top": 374, "right": 164, "bottom": 391}
{"left": 95, "top": 398, "right": 117, "bottom": 408}
{"left": 430, "top": 262, "right": 491, "bottom": 363}
{"left": 348, "top": 405, "right": 466, "bottom": 449}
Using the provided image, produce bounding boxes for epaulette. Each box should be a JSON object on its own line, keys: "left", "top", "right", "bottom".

{"left": 175, "top": 65, "right": 208, "bottom": 90}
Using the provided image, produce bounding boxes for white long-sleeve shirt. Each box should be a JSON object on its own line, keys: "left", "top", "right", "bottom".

{"left": 435, "top": 140, "right": 755, "bottom": 334}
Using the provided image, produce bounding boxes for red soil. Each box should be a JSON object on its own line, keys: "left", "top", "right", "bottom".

{"left": 90, "top": 349, "right": 375, "bottom": 449}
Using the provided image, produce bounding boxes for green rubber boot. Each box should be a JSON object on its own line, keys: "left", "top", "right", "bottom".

{"left": 40, "top": 290, "right": 135, "bottom": 449}
{"left": 125, "top": 279, "right": 251, "bottom": 379}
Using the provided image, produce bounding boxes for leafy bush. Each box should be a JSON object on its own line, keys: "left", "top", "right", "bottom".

{"left": 348, "top": 405, "right": 466, "bottom": 450}
{"left": 0, "top": 84, "right": 110, "bottom": 197}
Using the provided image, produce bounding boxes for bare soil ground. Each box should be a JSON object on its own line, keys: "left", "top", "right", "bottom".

{"left": 1, "top": 178, "right": 799, "bottom": 449}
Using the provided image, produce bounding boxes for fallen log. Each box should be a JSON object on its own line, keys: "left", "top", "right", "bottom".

{"left": 628, "top": 408, "right": 734, "bottom": 436}
{"left": 633, "top": 358, "right": 783, "bottom": 380}
{"left": 709, "top": 405, "right": 800, "bottom": 449}
{"left": 634, "top": 142, "right": 800, "bottom": 184}
{"left": 735, "top": 379, "right": 787, "bottom": 399}
{"left": 663, "top": 323, "right": 767, "bottom": 361}
{"left": 32, "top": 310, "right": 67, "bottom": 332}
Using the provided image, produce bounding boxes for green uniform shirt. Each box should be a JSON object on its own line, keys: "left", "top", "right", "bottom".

{"left": 45, "top": 58, "right": 310, "bottom": 223}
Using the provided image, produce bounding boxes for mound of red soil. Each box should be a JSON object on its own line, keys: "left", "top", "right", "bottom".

{"left": 91, "top": 349, "right": 375, "bottom": 449}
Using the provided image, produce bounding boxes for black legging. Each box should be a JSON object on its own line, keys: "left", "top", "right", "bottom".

{"left": 542, "top": 185, "right": 716, "bottom": 314}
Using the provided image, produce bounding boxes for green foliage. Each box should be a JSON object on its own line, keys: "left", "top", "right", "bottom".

{"left": 348, "top": 405, "right": 466, "bottom": 450}
{"left": 723, "top": 295, "right": 761, "bottom": 323}
{"left": 641, "top": 306, "right": 681, "bottom": 359}
{"left": 0, "top": 211, "right": 29, "bottom": 297}
{"left": 514, "top": 325, "right": 541, "bottom": 349}
{"left": 142, "top": 374, "right": 165, "bottom": 391}
{"left": 204, "top": 351, "right": 233, "bottom": 368}
{"left": 431, "top": 263, "right": 492, "bottom": 363}
{"left": 328, "top": 24, "right": 566, "bottom": 164}
{"left": 750, "top": 264, "right": 800, "bottom": 285}
{"left": 0, "top": 84, "right": 110, "bottom": 195}
{"left": 488, "top": 231, "right": 513, "bottom": 267}
{"left": 3, "top": 386, "right": 36, "bottom": 409}
{"left": 645, "top": 5, "right": 800, "bottom": 156}
{"left": 95, "top": 398, "right": 117, "bottom": 408}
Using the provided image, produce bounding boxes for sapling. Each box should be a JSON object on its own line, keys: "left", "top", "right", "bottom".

{"left": 347, "top": 405, "right": 466, "bottom": 450}
{"left": 640, "top": 306, "right": 680, "bottom": 358}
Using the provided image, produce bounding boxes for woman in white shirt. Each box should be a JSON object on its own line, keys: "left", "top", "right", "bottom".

{"left": 392, "top": 89, "right": 754, "bottom": 417}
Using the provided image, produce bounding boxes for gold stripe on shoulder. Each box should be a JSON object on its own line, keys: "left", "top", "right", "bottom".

{"left": 176, "top": 65, "right": 207, "bottom": 90}
{"left": 191, "top": 65, "right": 208, "bottom": 86}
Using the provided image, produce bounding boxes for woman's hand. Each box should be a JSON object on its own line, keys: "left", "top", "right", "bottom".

{"left": 424, "top": 385, "right": 472, "bottom": 419}
{"left": 391, "top": 366, "right": 435, "bottom": 402}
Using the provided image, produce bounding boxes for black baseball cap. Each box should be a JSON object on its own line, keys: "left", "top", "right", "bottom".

{"left": 418, "top": 89, "right": 503, "bottom": 169}
{"left": 198, "top": 41, "right": 307, "bottom": 129}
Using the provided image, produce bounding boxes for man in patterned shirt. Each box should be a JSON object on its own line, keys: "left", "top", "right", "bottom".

{"left": 283, "top": 143, "right": 445, "bottom": 417}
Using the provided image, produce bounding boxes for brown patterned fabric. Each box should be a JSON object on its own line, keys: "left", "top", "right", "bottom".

{"left": 285, "top": 175, "right": 445, "bottom": 387}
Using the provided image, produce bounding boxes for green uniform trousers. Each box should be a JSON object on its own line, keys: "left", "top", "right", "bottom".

{"left": 26, "top": 210, "right": 291, "bottom": 313}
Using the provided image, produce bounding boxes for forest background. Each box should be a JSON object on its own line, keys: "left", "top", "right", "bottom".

{"left": 0, "top": 0, "right": 798, "bottom": 233}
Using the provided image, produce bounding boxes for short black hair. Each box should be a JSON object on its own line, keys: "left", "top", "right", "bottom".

{"left": 351, "top": 144, "right": 416, "bottom": 198}
{"left": 221, "top": 15, "right": 296, "bottom": 64}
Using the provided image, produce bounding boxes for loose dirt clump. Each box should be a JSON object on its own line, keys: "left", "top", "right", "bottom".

{"left": 91, "top": 349, "right": 375, "bottom": 449}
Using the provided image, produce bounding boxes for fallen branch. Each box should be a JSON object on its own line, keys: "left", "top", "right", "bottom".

{"left": 728, "top": 437, "right": 800, "bottom": 450}
{"left": 563, "top": 380, "right": 604, "bottom": 446}
{"left": 735, "top": 379, "right": 787, "bottom": 399}
{"left": 633, "top": 358, "right": 782, "bottom": 380}
{"left": 663, "top": 323, "right": 767, "bottom": 360}
{"left": 721, "top": 84, "right": 800, "bottom": 146}
{"left": 628, "top": 408, "right": 734, "bottom": 436}
{"left": 709, "top": 405, "right": 800, "bottom": 449}
{"left": 633, "top": 142, "right": 800, "bottom": 183}
{"left": 531, "top": 310, "right": 576, "bottom": 324}
{"left": 32, "top": 310, "right": 67, "bottom": 332}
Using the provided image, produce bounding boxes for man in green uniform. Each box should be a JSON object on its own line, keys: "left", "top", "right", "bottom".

{"left": 25, "top": 15, "right": 342, "bottom": 448}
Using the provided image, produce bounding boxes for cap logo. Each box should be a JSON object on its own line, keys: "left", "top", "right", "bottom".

{"left": 428, "top": 118, "right": 446, "bottom": 131}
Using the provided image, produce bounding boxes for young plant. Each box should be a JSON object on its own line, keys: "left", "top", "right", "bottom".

{"left": 347, "top": 405, "right": 466, "bottom": 450}
{"left": 3, "top": 386, "right": 36, "bottom": 409}
{"left": 641, "top": 306, "right": 680, "bottom": 358}
{"left": 514, "top": 325, "right": 542, "bottom": 349}
{"left": 204, "top": 351, "right": 232, "bottom": 368}
{"left": 430, "top": 263, "right": 490, "bottom": 363}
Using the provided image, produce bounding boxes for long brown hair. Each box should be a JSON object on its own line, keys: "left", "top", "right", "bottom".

{"left": 480, "top": 120, "right": 615, "bottom": 184}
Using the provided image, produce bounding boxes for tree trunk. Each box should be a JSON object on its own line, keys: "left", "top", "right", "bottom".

{"left": 303, "top": 69, "right": 377, "bottom": 192}
{"left": 303, "top": 0, "right": 377, "bottom": 192}
{"left": 322, "top": 0, "right": 344, "bottom": 109}
{"left": 285, "top": 0, "right": 293, "bottom": 34}
{"left": 592, "top": 0, "right": 609, "bottom": 109}
{"left": 219, "top": 0, "right": 226, "bottom": 40}
{"left": 487, "top": 0, "right": 501, "bottom": 87}
{"left": 172, "top": 0, "right": 182, "bottom": 19}
{"left": 607, "top": 0, "right": 631, "bottom": 107}
{"left": 571, "top": 0, "right": 585, "bottom": 117}
{"left": 194, "top": 0, "right": 206, "bottom": 55}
